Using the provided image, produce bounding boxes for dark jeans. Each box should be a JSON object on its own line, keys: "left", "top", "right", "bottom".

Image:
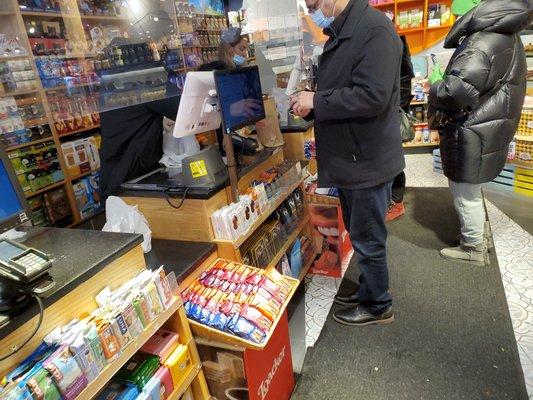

{"left": 391, "top": 171, "right": 406, "bottom": 203}
{"left": 339, "top": 181, "right": 393, "bottom": 315}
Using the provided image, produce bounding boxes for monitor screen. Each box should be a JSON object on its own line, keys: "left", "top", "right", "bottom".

{"left": 215, "top": 66, "right": 266, "bottom": 132}
{"left": 0, "top": 150, "right": 29, "bottom": 233}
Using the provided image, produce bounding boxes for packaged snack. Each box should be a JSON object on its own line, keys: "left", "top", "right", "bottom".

{"left": 97, "top": 382, "right": 139, "bottom": 400}
{"left": 43, "top": 344, "right": 88, "bottom": 400}
{"left": 25, "top": 366, "right": 62, "bottom": 400}
{"left": 164, "top": 345, "right": 191, "bottom": 388}
{"left": 141, "top": 329, "right": 179, "bottom": 362}
{"left": 116, "top": 353, "right": 160, "bottom": 390}
{"left": 240, "top": 304, "right": 273, "bottom": 332}
{"left": 66, "top": 331, "right": 101, "bottom": 383}
{"left": 97, "top": 322, "right": 121, "bottom": 362}
{"left": 122, "top": 303, "right": 144, "bottom": 339}
{"left": 82, "top": 323, "right": 107, "bottom": 371}
{"left": 154, "top": 366, "right": 174, "bottom": 400}
{"left": 226, "top": 315, "right": 266, "bottom": 344}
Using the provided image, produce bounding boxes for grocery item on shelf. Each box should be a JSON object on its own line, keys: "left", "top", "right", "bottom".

{"left": 9, "top": 140, "right": 65, "bottom": 194}
{"left": 210, "top": 162, "right": 302, "bottom": 242}
{"left": 47, "top": 91, "right": 100, "bottom": 134}
{"left": 0, "top": 58, "right": 37, "bottom": 93}
{"left": 397, "top": 8, "right": 423, "bottom": 30}
{"left": 182, "top": 260, "right": 296, "bottom": 344}
{"left": 427, "top": 3, "right": 451, "bottom": 27}
{"left": 61, "top": 135, "right": 100, "bottom": 177}
{"left": 44, "top": 187, "right": 72, "bottom": 226}
{"left": 72, "top": 172, "right": 103, "bottom": 220}
{"left": 0, "top": 33, "right": 28, "bottom": 58}
{"left": 1, "top": 267, "right": 178, "bottom": 399}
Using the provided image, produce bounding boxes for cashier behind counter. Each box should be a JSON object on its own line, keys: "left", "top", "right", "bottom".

{"left": 99, "top": 86, "right": 180, "bottom": 198}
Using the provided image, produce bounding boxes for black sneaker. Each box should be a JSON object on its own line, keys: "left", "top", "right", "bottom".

{"left": 334, "top": 290, "right": 359, "bottom": 306}
{"left": 333, "top": 305, "right": 394, "bottom": 326}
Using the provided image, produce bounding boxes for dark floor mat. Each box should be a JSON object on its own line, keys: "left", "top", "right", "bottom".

{"left": 292, "top": 187, "right": 528, "bottom": 400}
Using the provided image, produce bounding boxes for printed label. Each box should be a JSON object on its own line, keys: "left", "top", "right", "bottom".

{"left": 189, "top": 160, "right": 208, "bottom": 178}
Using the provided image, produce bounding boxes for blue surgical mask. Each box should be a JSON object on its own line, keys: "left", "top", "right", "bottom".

{"left": 311, "top": 0, "right": 336, "bottom": 29}
{"left": 233, "top": 54, "right": 246, "bottom": 66}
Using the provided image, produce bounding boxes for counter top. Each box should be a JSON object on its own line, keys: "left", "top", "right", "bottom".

{"left": 0, "top": 227, "right": 143, "bottom": 340}
{"left": 114, "top": 147, "right": 280, "bottom": 200}
{"left": 145, "top": 239, "right": 216, "bottom": 285}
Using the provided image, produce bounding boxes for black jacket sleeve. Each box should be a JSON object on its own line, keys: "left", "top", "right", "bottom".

{"left": 313, "top": 27, "right": 400, "bottom": 122}
{"left": 429, "top": 48, "right": 491, "bottom": 112}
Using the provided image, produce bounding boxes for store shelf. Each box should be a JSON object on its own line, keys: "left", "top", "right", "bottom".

{"left": 20, "top": 10, "right": 129, "bottom": 21}
{"left": 58, "top": 124, "right": 100, "bottom": 139}
{"left": 34, "top": 53, "right": 97, "bottom": 60}
{"left": 25, "top": 180, "right": 65, "bottom": 198}
{"left": 515, "top": 135, "right": 533, "bottom": 141}
{"left": 69, "top": 168, "right": 98, "bottom": 181}
{"left": 76, "top": 299, "right": 182, "bottom": 400}
{"left": 397, "top": 0, "right": 423, "bottom": 4}
{"left": 167, "top": 363, "right": 202, "bottom": 400}
{"left": 411, "top": 100, "right": 427, "bottom": 105}
{"left": 265, "top": 214, "right": 310, "bottom": 270}
{"left": 24, "top": 116, "right": 49, "bottom": 128}
{"left": 4, "top": 137, "right": 53, "bottom": 152}
{"left": 0, "top": 11, "right": 15, "bottom": 16}
{"left": 44, "top": 82, "right": 100, "bottom": 92}
{"left": 213, "top": 177, "right": 305, "bottom": 248}
{"left": 426, "top": 24, "right": 453, "bottom": 31}
{"left": 512, "top": 160, "right": 533, "bottom": 170}
{"left": 372, "top": 2, "right": 395, "bottom": 8}
{"left": 0, "top": 54, "right": 29, "bottom": 60}
{"left": 414, "top": 122, "right": 428, "bottom": 127}
{"left": 397, "top": 27, "right": 424, "bottom": 34}
{"left": 403, "top": 142, "right": 439, "bottom": 148}
{"left": 0, "top": 88, "right": 38, "bottom": 98}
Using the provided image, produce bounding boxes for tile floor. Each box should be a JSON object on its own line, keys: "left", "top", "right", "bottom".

{"left": 304, "top": 153, "right": 533, "bottom": 397}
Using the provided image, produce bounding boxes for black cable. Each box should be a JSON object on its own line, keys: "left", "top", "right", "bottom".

{"left": 164, "top": 187, "right": 189, "bottom": 209}
{"left": 0, "top": 294, "right": 44, "bottom": 362}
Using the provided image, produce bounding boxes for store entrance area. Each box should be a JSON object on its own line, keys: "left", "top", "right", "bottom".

{"left": 292, "top": 186, "right": 528, "bottom": 399}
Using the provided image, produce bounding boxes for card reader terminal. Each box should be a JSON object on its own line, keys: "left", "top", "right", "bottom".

{"left": 0, "top": 238, "right": 52, "bottom": 284}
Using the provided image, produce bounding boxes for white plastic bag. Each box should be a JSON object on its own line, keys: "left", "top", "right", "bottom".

{"left": 102, "top": 196, "right": 152, "bottom": 253}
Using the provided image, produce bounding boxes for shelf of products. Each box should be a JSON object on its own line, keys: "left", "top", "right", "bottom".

{"left": 403, "top": 142, "right": 439, "bottom": 148}
{"left": 5, "top": 136, "right": 52, "bottom": 151}
{"left": 213, "top": 177, "right": 305, "bottom": 248}
{"left": 369, "top": 0, "right": 454, "bottom": 53}
{"left": 76, "top": 299, "right": 182, "bottom": 399}
{"left": 265, "top": 215, "right": 310, "bottom": 271}
{"left": 25, "top": 180, "right": 64, "bottom": 198}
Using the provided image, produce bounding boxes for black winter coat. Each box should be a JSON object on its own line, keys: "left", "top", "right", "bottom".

{"left": 312, "top": 0, "right": 405, "bottom": 189}
{"left": 428, "top": 0, "right": 529, "bottom": 184}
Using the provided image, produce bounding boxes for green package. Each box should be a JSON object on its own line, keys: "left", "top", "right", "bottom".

{"left": 116, "top": 354, "right": 160, "bottom": 390}
{"left": 25, "top": 367, "right": 62, "bottom": 400}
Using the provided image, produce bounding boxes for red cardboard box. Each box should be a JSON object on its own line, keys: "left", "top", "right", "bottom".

{"left": 196, "top": 312, "right": 294, "bottom": 400}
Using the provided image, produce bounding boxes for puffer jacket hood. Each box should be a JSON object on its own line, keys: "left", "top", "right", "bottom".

{"left": 445, "top": 0, "right": 529, "bottom": 48}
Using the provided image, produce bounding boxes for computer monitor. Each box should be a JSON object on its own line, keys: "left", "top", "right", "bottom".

{"left": 214, "top": 66, "right": 266, "bottom": 133}
{"left": 173, "top": 71, "right": 222, "bottom": 138}
{"left": 0, "top": 148, "right": 31, "bottom": 234}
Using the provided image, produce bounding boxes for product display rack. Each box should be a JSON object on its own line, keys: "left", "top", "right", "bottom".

{"left": 71, "top": 298, "right": 211, "bottom": 400}
{"left": 371, "top": 0, "right": 455, "bottom": 54}
{"left": 0, "top": 0, "right": 230, "bottom": 228}
{"left": 213, "top": 173, "right": 317, "bottom": 283}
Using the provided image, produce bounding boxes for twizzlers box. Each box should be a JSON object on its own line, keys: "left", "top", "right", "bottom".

{"left": 197, "top": 312, "right": 295, "bottom": 400}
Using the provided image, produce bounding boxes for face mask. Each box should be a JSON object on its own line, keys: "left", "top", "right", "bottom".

{"left": 233, "top": 54, "right": 246, "bottom": 66}
{"left": 310, "top": 0, "right": 336, "bottom": 29}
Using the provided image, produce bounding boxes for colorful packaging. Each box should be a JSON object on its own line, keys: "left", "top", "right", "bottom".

{"left": 116, "top": 353, "right": 160, "bottom": 390}
{"left": 164, "top": 344, "right": 191, "bottom": 389}
{"left": 154, "top": 366, "right": 174, "bottom": 400}
{"left": 122, "top": 303, "right": 144, "bottom": 338}
{"left": 25, "top": 367, "right": 62, "bottom": 400}
{"left": 43, "top": 345, "right": 88, "bottom": 400}
{"left": 97, "top": 382, "right": 139, "bottom": 400}
{"left": 82, "top": 323, "right": 107, "bottom": 372}
{"left": 140, "top": 329, "right": 179, "bottom": 362}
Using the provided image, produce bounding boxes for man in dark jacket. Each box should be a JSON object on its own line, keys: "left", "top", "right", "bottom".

{"left": 291, "top": 0, "right": 404, "bottom": 326}
{"left": 428, "top": 0, "right": 528, "bottom": 265}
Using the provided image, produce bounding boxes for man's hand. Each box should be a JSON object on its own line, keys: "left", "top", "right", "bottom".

{"left": 290, "top": 91, "right": 315, "bottom": 118}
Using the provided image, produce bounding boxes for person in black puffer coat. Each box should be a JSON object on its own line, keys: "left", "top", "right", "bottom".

{"left": 428, "top": 0, "right": 529, "bottom": 265}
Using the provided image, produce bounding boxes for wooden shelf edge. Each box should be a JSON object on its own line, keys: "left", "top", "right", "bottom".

{"left": 25, "top": 180, "right": 65, "bottom": 198}
{"left": 213, "top": 177, "right": 305, "bottom": 248}
{"left": 403, "top": 142, "right": 439, "bottom": 148}
{"left": 68, "top": 168, "right": 98, "bottom": 182}
{"left": 265, "top": 214, "right": 310, "bottom": 270}
{"left": 0, "top": 88, "right": 38, "bottom": 98}
{"left": 167, "top": 364, "right": 202, "bottom": 400}
{"left": 77, "top": 299, "right": 182, "bottom": 400}
{"left": 58, "top": 124, "right": 100, "bottom": 139}
{"left": 4, "top": 137, "right": 54, "bottom": 151}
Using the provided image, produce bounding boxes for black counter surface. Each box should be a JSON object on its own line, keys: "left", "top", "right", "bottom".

{"left": 145, "top": 239, "right": 216, "bottom": 285}
{"left": 113, "top": 147, "right": 280, "bottom": 199}
{"left": 0, "top": 227, "right": 142, "bottom": 340}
